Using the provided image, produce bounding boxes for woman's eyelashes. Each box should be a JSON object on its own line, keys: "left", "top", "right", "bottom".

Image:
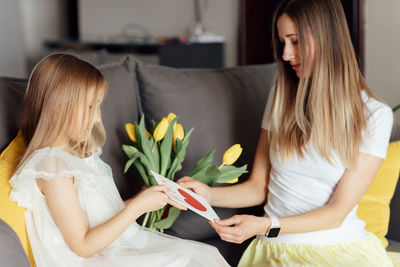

{"left": 279, "top": 39, "right": 298, "bottom": 47}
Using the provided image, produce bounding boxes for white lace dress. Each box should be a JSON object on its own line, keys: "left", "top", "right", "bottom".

{"left": 9, "top": 147, "right": 229, "bottom": 267}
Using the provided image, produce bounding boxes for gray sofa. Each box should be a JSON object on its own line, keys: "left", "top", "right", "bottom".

{"left": 0, "top": 55, "right": 399, "bottom": 266}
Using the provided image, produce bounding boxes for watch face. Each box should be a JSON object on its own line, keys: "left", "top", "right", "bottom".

{"left": 267, "top": 227, "right": 280, "bottom": 238}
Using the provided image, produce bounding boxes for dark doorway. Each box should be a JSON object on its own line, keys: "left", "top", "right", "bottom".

{"left": 238, "top": 0, "right": 365, "bottom": 73}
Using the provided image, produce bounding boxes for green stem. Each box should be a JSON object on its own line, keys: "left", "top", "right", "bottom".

{"left": 393, "top": 103, "right": 400, "bottom": 113}
{"left": 218, "top": 163, "right": 225, "bottom": 169}
{"left": 141, "top": 212, "right": 150, "bottom": 228}
{"left": 149, "top": 212, "right": 156, "bottom": 229}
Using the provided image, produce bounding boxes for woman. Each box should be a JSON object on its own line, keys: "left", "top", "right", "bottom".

{"left": 178, "top": 0, "right": 394, "bottom": 265}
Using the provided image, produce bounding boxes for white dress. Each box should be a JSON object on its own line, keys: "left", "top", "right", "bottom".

{"left": 9, "top": 147, "right": 229, "bottom": 267}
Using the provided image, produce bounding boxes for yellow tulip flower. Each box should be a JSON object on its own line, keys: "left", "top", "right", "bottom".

{"left": 225, "top": 178, "right": 239, "bottom": 184}
{"left": 125, "top": 123, "right": 152, "bottom": 143}
{"left": 125, "top": 123, "right": 136, "bottom": 142}
{"left": 222, "top": 144, "right": 243, "bottom": 166}
{"left": 173, "top": 123, "right": 184, "bottom": 147}
{"left": 167, "top": 112, "right": 177, "bottom": 123}
{"left": 153, "top": 117, "right": 169, "bottom": 141}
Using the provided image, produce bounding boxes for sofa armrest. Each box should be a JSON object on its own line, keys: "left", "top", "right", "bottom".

{"left": 0, "top": 219, "right": 30, "bottom": 267}
{"left": 387, "top": 239, "right": 400, "bottom": 253}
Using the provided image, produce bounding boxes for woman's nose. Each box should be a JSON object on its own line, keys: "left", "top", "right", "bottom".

{"left": 282, "top": 44, "right": 295, "bottom": 61}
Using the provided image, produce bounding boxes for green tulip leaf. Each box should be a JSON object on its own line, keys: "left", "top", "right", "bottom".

{"left": 160, "top": 117, "right": 177, "bottom": 176}
{"left": 149, "top": 138, "right": 160, "bottom": 173}
{"left": 189, "top": 149, "right": 215, "bottom": 177}
{"left": 133, "top": 160, "right": 150, "bottom": 186}
{"left": 176, "top": 128, "right": 194, "bottom": 163}
{"left": 191, "top": 165, "right": 221, "bottom": 186}
{"left": 215, "top": 164, "right": 248, "bottom": 183}
{"left": 166, "top": 128, "right": 193, "bottom": 179}
{"left": 137, "top": 116, "right": 156, "bottom": 171}
{"left": 125, "top": 146, "right": 153, "bottom": 177}
{"left": 124, "top": 154, "right": 139, "bottom": 173}
{"left": 150, "top": 119, "right": 157, "bottom": 132}
{"left": 169, "top": 162, "right": 182, "bottom": 181}
{"left": 148, "top": 168, "right": 164, "bottom": 186}
{"left": 167, "top": 138, "right": 183, "bottom": 179}
{"left": 122, "top": 144, "right": 138, "bottom": 158}
{"left": 153, "top": 207, "right": 181, "bottom": 229}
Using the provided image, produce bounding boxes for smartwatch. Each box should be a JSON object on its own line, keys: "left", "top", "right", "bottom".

{"left": 265, "top": 216, "right": 280, "bottom": 238}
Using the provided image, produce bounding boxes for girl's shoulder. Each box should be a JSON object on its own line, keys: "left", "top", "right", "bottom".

{"left": 23, "top": 147, "right": 85, "bottom": 175}
{"left": 9, "top": 147, "right": 94, "bottom": 209}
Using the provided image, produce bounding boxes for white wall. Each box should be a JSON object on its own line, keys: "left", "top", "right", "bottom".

{"left": 365, "top": 0, "right": 400, "bottom": 123}
{"left": 0, "top": 0, "right": 26, "bottom": 77}
{"left": 79, "top": 0, "right": 238, "bottom": 67}
{"left": 19, "top": 0, "right": 68, "bottom": 73}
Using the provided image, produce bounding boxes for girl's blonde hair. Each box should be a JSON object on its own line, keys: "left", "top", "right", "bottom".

{"left": 269, "top": 0, "right": 380, "bottom": 169}
{"left": 17, "top": 54, "right": 107, "bottom": 169}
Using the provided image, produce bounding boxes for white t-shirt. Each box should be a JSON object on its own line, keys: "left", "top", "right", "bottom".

{"left": 259, "top": 89, "right": 393, "bottom": 244}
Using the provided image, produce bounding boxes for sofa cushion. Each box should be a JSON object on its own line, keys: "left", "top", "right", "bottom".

{"left": 0, "top": 77, "right": 26, "bottom": 151}
{"left": 136, "top": 61, "right": 276, "bottom": 239}
{"left": 0, "top": 132, "right": 34, "bottom": 266}
{"left": 97, "top": 56, "right": 141, "bottom": 199}
{"left": 358, "top": 141, "right": 400, "bottom": 247}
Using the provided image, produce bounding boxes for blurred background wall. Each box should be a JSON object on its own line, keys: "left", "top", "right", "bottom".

{"left": 364, "top": 0, "right": 400, "bottom": 111}
{"left": 0, "top": 0, "right": 399, "bottom": 117}
{"left": 0, "top": 0, "right": 26, "bottom": 77}
{"left": 79, "top": 0, "right": 237, "bottom": 67}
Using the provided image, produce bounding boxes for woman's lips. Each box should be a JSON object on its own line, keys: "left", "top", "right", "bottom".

{"left": 291, "top": 64, "right": 300, "bottom": 71}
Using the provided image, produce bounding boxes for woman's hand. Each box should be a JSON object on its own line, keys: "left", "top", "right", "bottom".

{"left": 130, "top": 185, "right": 187, "bottom": 214}
{"left": 177, "top": 176, "right": 212, "bottom": 203}
{"left": 209, "top": 215, "right": 270, "bottom": 244}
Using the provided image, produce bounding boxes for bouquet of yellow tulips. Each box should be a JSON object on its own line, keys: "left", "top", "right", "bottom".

{"left": 122, "top": 113, "right": 247, "bottom": 231}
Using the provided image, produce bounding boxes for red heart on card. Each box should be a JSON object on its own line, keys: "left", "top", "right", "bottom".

{"left": 178, "top": 189, "right": 207, "bottom": 212}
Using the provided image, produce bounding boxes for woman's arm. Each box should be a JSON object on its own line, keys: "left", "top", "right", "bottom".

{"left": 278, "top": 151, "right": 383, "bottom": 233}
{"left": 210, "top": 151, "right": 383, "bottom": 243}
{"left": 37, "top": 178, "right": 186, "bottom": 258}
{"left": 178, "top": 129, "right": 271, "bottom": 208}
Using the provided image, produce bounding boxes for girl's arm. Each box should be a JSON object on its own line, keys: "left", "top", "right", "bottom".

{"left": 210, "top": 151, "right": 383, "bottom": 243}
{"left": 37, "top": 178, "right": 186, "bottom": 258}
{"left": 178, "top": 129, "right": 271, "bottom": 208}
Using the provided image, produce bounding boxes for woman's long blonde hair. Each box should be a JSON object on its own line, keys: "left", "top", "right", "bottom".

{"left": 17, "top": 54, "right": 107, "bottom": 170}
{"left": 269, "top": 0, "right": 380, "bottom": 169}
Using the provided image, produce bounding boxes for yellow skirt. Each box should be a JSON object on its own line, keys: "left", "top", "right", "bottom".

{"left": 238, "top": 233, "right": 399, "bottom": 267}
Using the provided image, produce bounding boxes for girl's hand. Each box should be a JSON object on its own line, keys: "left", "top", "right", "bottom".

{"left": 131, "top": 185, "right": 187, "bottom": 214}
{"left": 177, "top": 176, "right": 212, "bottom": 203}
{"left": 209, "top": 215, "right": 270, "bottom": 244}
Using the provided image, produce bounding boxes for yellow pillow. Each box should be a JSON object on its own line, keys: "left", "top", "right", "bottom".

{"left": 357, "top": 141, "right": 400, "bottom": 248}
{"left": 0, "top": 132, "right": 35, "bottom": 266}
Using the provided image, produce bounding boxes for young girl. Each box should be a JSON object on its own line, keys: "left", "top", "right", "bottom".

{"left": 178, "top": 0, "right": 396, "bottom": 265}
{"left": 9, "top": 54, "right": 229, "bottom": 267}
